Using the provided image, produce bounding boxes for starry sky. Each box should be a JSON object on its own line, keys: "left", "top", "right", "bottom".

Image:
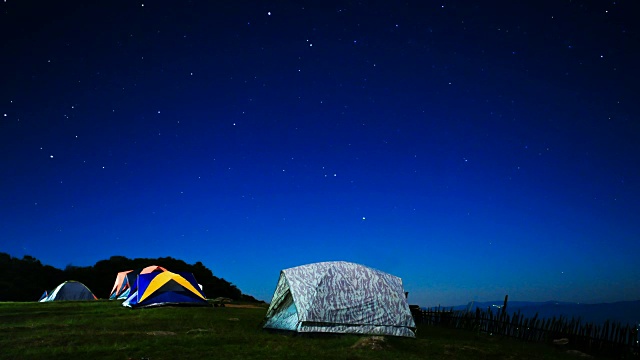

{"left": 1, "top": 1, "right": 638, "bottom": 307}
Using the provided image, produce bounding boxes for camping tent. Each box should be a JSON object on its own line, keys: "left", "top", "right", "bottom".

{"left": 39, "top": 281, "right": 98, "bottom": 302}
{"left": 263, "top": 261, "right": 416, "bottom": 337}
{"left": 122, "top": 271, "right": 209, "bottom": 308}
{"left": 109, "top": 265, "right": 167, "bottom": 300}
{"left": 109, "top": 270, "right": 133, "bottom": 299}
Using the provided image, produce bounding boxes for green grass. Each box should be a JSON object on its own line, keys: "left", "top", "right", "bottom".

{"left": 0, "top": 300, "right": 602, "bottom": 360}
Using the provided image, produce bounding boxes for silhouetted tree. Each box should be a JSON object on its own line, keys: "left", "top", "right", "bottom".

{"left": 0, "top": 252, "right": 257, "bottom": 302}
{"left": 0, "top": 253, "right": 64, "bottom": 301}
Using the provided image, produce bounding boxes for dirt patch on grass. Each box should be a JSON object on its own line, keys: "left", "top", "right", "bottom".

{"left": 146, "top": 331, "right": 176, "bottom": 336}
{"left": 565, "top": 350, "right": 594, "bottom": 358}
{"left": 351, "top": 336, "right": 390, "bottom": 350}
{"left": 224, "top": 304, "right": 265, "bottom": 309}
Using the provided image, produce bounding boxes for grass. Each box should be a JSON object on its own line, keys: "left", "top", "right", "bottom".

{"left": 0, "top": 300, "right": 603, "bottom": 360}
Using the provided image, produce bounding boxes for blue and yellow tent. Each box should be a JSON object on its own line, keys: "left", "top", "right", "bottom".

{"left": 109, "top": 265, "right": 167, "bottom": 300}
{"left": 122, "top": 271, "right": 209, "bottom": 308}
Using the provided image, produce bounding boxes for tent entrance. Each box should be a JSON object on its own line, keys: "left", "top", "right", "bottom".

{"left": 264, "top": 289, "right": 299, "bottom": 331}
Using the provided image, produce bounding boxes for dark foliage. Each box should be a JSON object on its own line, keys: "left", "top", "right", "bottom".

{"left": 0, "top": 253, "right": 250, "bottom": 302}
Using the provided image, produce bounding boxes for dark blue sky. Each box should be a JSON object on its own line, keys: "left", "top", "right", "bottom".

{"left": 2, "top": 1, "right": 638, "bottom": 306}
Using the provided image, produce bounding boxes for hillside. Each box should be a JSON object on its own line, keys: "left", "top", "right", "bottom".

{"left": 0, "top": 301, "right": 600, "bottom": 360}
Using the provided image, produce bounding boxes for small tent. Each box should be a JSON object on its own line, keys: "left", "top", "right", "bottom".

{"left": 109, "top": 265, "right": 167, "bottom": 300}
{"left": 39, "top": 281, "right": 98, "bottom": 302}
{"left": 109, "top": 270, "right": 133, "bottom": 299}
{"left": 263, "top": 261, "right": 416, "bottom": 337}
{"left": 122, "top": 271, "right": 209, "bottom": 308}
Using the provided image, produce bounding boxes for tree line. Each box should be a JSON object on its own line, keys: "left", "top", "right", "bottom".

{"left": 0, "top": 252, "right": 262, "bottom": 302}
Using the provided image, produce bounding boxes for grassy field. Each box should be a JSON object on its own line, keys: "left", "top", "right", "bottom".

{"left": 0, "top": 300, "right": 602, "bottom": 360}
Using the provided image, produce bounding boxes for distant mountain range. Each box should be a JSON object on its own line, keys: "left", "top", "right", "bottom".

{"left": 441, "top": 300, "right": 640, "bottom": 327}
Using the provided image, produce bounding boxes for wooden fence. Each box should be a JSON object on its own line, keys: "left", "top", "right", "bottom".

{"left": 411, "top": 305, "right": 639, "bottom": 358}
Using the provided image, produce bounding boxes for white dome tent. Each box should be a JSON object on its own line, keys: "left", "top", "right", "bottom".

{"left": 39, "top": 280, "right": 97, "bottom": 302}
{"left": 263, "top": 261, "right": 416, "bottom": 337}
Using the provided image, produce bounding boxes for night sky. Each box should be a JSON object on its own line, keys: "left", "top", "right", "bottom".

{"left": 2, "top": 1, "right": 638, "bottom": 307}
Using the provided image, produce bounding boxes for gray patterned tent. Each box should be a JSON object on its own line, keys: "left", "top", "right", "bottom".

{"left": 263, "top": 261, "right": 416, "bottom": 337}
